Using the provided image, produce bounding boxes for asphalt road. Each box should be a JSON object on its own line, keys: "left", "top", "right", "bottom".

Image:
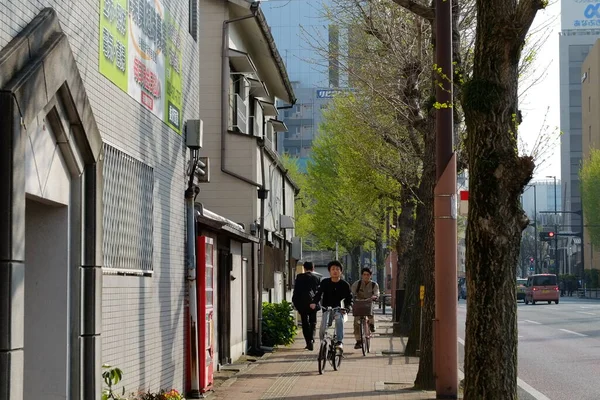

{"left": 458, "top": 296, "right": 600, "bottom": 400}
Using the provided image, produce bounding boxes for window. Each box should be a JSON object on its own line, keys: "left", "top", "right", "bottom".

{"left": 102, "top": 144, "right": 154, "bottom": 274}
{"left": 570, "top": 112, "right": 582, "bottom": 129}
{"left": 569, "top": 90, "right": 581, "bottom": 107}
{"left": 532, "top": 275, "right": 557, "bottom": 286}
{"left": 189, "top": 0, "right": 198, "bottom": 41}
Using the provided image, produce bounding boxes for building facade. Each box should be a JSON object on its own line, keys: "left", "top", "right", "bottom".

{"left": 0, "top": 0, "right": 201, "bottom": 398}
{"left": 559, "top": 0, "right": 600, "bottom": 231}
{"left": 581, "top": 39, "right": 600, "bottom": 270}
{"left": 198, "top": 0, "right": 299, "bottom": 356}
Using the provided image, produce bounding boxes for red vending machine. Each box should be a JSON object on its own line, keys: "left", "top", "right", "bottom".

{"left": 197, "top": 236, "right": 215, "bottom": 393}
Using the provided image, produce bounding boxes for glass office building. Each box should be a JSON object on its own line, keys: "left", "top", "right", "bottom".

{"left": 262, "top": 0, "right": 340, "bottom": 171}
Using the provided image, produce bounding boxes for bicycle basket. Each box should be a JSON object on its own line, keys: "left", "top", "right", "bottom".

{"left": 352, "top": 300, "right": 374, "bottom": 316}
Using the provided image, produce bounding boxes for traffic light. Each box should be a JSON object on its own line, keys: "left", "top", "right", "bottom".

{"left": 529, "top": 257, "right": 534, "bottom": 271}
{"left": 539, "top": 231, "right": 555, "bottom": 241}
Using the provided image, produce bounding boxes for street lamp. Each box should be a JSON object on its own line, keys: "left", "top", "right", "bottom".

{"left": 547, "top": 176, "right": 558, "bottom": 274}
{"left": 524, "top": 184, "right": 538, "bottom": 273}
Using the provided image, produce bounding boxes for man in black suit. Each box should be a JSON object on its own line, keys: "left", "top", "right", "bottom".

{"left": 292, "top": 261, "right": 321, "bottom": 350}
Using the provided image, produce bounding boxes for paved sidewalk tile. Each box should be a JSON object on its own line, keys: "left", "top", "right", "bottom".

{"left": 211, "top": 313, "right": 436, "bottom": 400}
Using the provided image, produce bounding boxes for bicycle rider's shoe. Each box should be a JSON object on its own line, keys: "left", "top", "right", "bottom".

{"left": 335, "top": 341, "right": 343, "bottom": 352}
{"left": 307, "top": 341, "right": 314, "bottom": 351}
{"left": 354, "top": 341, "right": 362, "bottom": 349}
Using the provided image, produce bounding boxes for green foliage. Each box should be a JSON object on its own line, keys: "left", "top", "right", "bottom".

{"left": 584, "top": 269, "right": 600, "bottom": 288}
{"left": 306, "top": 92, "right": 403, "bottom": 254}
{"left": 581, "top": 149, "right": 600, "bottom": 247}
{"left": 133, "top": 389, "right": 185, "bottom": 400}
{"left": 280, "top": 154, "right": 311, "bottom": 240}
{"left": 102, "top": 364, "right": 126, "bottom": 400}
{"left": 262, "top": 301, "right": 297, "bottom": 347}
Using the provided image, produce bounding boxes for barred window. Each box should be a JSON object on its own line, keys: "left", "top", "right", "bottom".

{"left": 102, "top": 144, "right": 154, "bottom": 274}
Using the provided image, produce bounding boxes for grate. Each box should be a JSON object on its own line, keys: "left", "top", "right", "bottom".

{"left": 102, "top": 144, "right": 154, "bottom": 274}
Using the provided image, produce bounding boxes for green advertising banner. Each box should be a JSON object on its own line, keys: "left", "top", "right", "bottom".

{"left": 99, "top": 0, "right": 183, "bottom": 134}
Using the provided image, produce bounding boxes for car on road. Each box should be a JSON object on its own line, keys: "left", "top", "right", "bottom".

{"left": 516, "top": 278, "right": 527, "bottom": 302}
{"left": 524, "top": 274, "right": 559, "bottom": 305}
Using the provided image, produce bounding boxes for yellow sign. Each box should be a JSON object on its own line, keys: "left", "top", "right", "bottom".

{"left": 419, "top": 285, "right": 425, "bottom": 300}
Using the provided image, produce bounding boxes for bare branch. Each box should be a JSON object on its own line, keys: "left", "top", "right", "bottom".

{"left": 390, "top": 0, "right": 434, "bottom": 22}
{"left": 515, "top": 0, "right": 548, "bottom": 44}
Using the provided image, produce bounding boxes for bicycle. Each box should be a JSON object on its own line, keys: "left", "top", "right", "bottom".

{"left": 317, "top": 306, "right": 344, "bottom": 374}
{"left": 352, "top": 299, "right": 374, "bottom": 356}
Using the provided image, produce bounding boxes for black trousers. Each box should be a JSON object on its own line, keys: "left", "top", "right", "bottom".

{"left": 299, "top": 309, "right": 317, "bottom": 345}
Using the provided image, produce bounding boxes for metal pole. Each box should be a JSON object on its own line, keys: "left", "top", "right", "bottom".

{"left": 185, "top": 162, "right": 201, "bottom": 398}
{"left": 434, "top": 0, "right": 457, "bottom": 396}
{"left": 554, "top": 177, "right": 558, "bottom": 275}
{"left": 533, "top": 185, "right": 538, "bottom": 273}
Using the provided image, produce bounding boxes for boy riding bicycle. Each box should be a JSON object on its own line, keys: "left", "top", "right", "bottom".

{"left": 351, "top": 267, "right": 379, "bottom": 349}
{"left": 310, "top": 260, "right": 353, "bottom": 350}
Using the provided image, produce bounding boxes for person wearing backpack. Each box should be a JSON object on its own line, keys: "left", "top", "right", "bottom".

{"left": 292, "top": 261, "right": 321, "bottom": 350}
{"left": 351, "top": 267, "right": 380, "bottom": 349}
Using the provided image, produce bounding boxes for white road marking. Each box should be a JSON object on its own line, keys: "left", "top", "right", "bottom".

{"left": 524, "top": 320, "right": 542, "bottom": 325}
{"left": 559, "top": 329, "right": 588, "bottom": 337}
{"left": 577, "top": 311, "right": 596, "bottom": 316}
{"left": 458, "top": 337, "right": 551, "bottom": 400}
{"left": 517, "top": 377, "right": 552, "bottom": 400}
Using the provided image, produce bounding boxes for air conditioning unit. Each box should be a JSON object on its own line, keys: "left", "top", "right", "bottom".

{"left": 231, "top": 93, "right": 247, "bottom": 133}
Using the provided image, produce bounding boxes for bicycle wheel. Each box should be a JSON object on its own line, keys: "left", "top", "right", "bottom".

{"left": 361, "top": 318, "right": 370, "bottom": 355}
{"left": 318, "top": 341, "right": 327, "bottom": 374}
{"left": 364, "top": 319, "right": 371, "bottom": 354}
{"left": 360, "top": 319, "right": 367, "bottom": 356}
{"left": 332, "top": 346, "right": 342, "bottom": 371}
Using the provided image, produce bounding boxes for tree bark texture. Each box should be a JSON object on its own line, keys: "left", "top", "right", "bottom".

{"left": 462, "top": 0, "right": 544, "bottom": 398}
{"left": 394, "top": 188, "right": 417, "bottom": 335}
{"left": 412, "top": 120, "right": 435, "bottom": 389}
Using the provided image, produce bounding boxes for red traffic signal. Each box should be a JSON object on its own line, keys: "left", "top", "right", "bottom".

{"left": 529, "top": 257, "right": 534, "bottom": 263}
{"left": 539, "top": 231, "right": 557, "bottom": 241}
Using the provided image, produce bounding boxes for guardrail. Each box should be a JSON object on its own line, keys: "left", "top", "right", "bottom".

{"left": 577, "top": 288, "right": 600, "bottom": 299}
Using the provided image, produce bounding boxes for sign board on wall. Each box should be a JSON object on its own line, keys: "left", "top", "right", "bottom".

{"left": 99, "top": 0, "right": 183, "bottom": 134}
{"left": 562, "top": 0, "right": 600, "bottom": 30}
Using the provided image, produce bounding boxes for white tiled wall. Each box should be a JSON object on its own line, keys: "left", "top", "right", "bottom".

{"left": 0, "top": 0, "right": 199, "bottom": 393}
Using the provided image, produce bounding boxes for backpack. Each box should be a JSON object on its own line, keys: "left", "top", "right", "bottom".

{"left": 356, "top": 280, "right": 375, "bottom": 293}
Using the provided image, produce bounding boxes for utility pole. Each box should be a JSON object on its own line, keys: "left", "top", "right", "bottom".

{"left": 548, "top": 176, "right": 558, "bottom": 274}
{"left": 434, "top": 0, "right": 457, "bottom": 397}
{"left": 533, "top": 185, "right": 538, "bottom": 273}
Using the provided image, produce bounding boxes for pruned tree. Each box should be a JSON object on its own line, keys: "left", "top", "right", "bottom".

{"left": 462, "top": 0, "right": 548, "bottom": 398}
{"left": 581, "top": 149, "right": 600, "bottom": 247}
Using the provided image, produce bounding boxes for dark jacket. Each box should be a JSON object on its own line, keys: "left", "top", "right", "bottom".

{"left": 312, "top": 278, "right": 353, "bottom": 310}
{"left": 292, "top": 272, "right": 321, "bottom": 312}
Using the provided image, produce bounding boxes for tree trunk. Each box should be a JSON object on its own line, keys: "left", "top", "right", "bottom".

{"left": 412, "top": 120, "right": 436, "bottom": 389}
{"left": 462, "top": 0, "right": 543, "bottom": 397}
{"left": 349, "top": 245, "right": 361, "bottom": 282}
{"left": 394, "top": 188, "right": 417, "bottom": 335}
{"left": 375, "top": 233, "right": 385, "bottom": 287}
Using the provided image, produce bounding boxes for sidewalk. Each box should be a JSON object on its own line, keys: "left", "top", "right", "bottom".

{"left": 210, "top": 313, "right": 436, "bottom": 399}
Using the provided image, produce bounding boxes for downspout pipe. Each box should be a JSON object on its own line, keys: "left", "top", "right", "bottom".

{"left": 257, "top": 140, "right": 269, "bottom": 351}
{"left": 185, "top": 150, "right": 201, "bottom": 399}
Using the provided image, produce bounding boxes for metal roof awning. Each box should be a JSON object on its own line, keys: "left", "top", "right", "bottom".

{"left": 229, "top": 48, "right": 258, "bottom": 74}
{"left": 259, "top": 100, "right": 278, "bottom": 116}
{"left": 195, "top": 204, "right": 258, "bottom": 243}
{"left": 268, "top": 119, "right": 287, "bottom": 132}
{"left": 249, "top": 77, "right": 269, "bottom": 98}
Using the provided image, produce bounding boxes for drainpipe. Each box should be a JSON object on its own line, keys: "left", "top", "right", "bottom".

{"left": 221, "top": 8, "right": 261, "bottom": 187}
{"left": 185, "top": 150, "right": 201, "bottom": 399}
{"left": 257, "top": 141, "right": 270, "bottom": 351}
